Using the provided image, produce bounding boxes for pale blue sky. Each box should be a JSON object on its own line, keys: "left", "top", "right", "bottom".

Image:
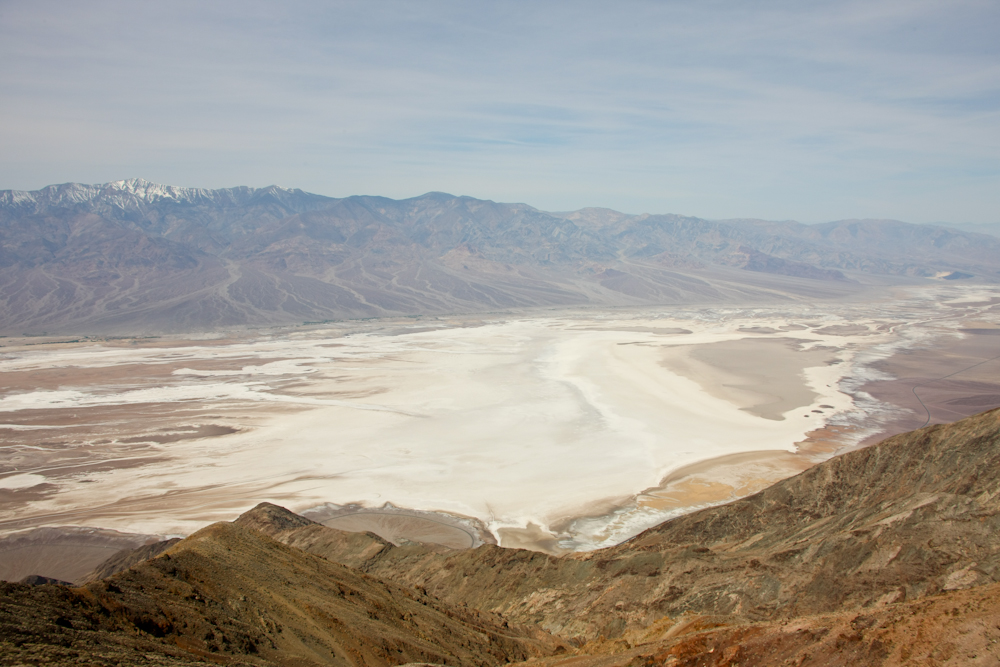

{"left": 1, "top": 0, "right": 998, "bottom": 222}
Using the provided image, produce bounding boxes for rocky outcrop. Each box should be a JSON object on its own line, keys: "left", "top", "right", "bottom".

{"left": 17, "top": 575, "right": 75, "bottom": 587}
{"left": 4, "top": 408, "right": 1000, "bottom": 666}
{"left": 1, "top": 521, "right": 564, "bottom": 667}
{"left": 250, "top": 408, "right": 1000, "bottom": 639}
{"left": 518, "top": 581, "right": 1000, "bottom": 667}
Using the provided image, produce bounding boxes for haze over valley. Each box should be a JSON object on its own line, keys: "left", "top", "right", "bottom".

{"left": 5, "top": 2, "right": 1000, "bottom": 663}
{"left": 2, "top": 179, "right": 999, "bottom": 335}
{"left": 2, "top": 250, "right": 999, "bottom": 561}
{"left": 3, "top": 187, "right": 998, "bottom": 667}
{"left": 3, "top": 179, "right": 999, "bottom": 581}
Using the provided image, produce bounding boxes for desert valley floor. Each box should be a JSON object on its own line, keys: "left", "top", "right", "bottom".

{"left": 1, "top": 283, "right": 999, "bottom": 577}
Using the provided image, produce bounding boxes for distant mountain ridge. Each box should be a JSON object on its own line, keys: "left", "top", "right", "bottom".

{"left": 0, "top": 178, "right": 330, "bottom": 212}
{"left": 2, "top": 180, "right": 998, "bottom": 334}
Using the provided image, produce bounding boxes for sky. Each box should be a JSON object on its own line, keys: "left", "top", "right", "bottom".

{"left": 1, "top": 0, "right": 998, "bottom": 223}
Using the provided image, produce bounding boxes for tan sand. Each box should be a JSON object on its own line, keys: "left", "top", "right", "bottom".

{"left": 637, "top": 423, "right": 860, "bottom": 512}
{"left": 638, "top": 450, "right": 806, "bottom": 510}
{"left": 658, "top": 338, "right": 837, "bottom": 420}
{"left": 496, "top": 522, "right": 566, "bottom": 553}
{"left": 0, "top": 526, "right": 161, "bottom": 583}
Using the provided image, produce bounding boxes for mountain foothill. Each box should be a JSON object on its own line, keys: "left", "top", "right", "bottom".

{"left": 3, "top": 407, "right": 1000, "bottom": 666}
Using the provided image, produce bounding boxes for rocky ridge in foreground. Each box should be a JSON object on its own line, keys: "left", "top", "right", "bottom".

{"left": 3, "top": 408, "right": 1000, "bottom": 666}
{"left": 238, "top": 407, "right": 1000, "bottom": 638}
{"left": 1, "top": 521, "right": 562, "bottom": 667}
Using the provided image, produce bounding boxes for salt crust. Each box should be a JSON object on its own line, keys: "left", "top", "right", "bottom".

{"left": 2, "top": 284, "right": 997, "bottom": 549}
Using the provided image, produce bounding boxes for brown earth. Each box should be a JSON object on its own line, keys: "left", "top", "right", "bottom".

{"left": 517, "top": 582, "right": 1000, "bottom": 667}
{"left": 4, "top": 408, "right": 1000, "bottom": 666}
{"left": 1, "top": 522, "right": 563, "bottom": 667}
{"left": 861, "top": 324, "right": 1000, "bottom": 439}
{"left": 242, "top": 408, "right": 1000, "bottom": 641}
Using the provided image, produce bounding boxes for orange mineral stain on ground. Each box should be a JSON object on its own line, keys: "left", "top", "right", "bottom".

{"left": 637, "top": 425, "right": 862, "bottom": 513}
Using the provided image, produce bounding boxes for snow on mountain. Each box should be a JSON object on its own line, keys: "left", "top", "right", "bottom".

{"left": 0, "top": 179, "right": 326, "bottom": 212}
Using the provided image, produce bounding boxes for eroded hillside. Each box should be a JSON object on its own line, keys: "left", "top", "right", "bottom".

{"left": 3, "top": 408, "right": 1000, "bottom": 666}
{"left": 240, "top": 408, "right": 1000, "bottom": 639}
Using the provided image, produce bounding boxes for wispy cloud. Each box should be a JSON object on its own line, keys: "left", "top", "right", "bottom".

{"left": 1, "top": 0, "right": 998, "bottom": 222}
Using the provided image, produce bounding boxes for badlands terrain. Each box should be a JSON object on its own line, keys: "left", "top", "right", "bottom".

{"left": 2, "top": 180, "right": 1000, "bottom": 664}
{"left": 1, "top": 281, "right": 999, "bottom": 584}
{"left": 2, "top": 407, "right": 1000, "bottom": 666}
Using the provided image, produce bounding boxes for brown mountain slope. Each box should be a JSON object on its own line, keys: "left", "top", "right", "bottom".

{"left": 5, "top": 410, "right": 1000, "bottom": 665}
{"left": 516, "top": 581, "right": 1000, "bottom": 667}
{"left": 0, "top": 521, "right": 564, "bottom": 667}
{"left": 78, "top": 537, "right": 181, "bottom": 584}
{"left": 235, "top": 502, "right": 398, "bottom": 571}
{"left": 0, "top": 580, "right": 219, "bottom": 667}
{"left": 245, "top": 407, "right": 1000, "bottom": 640}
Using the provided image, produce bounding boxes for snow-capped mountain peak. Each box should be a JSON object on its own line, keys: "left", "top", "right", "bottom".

{"left": 0, "top": 179, "right": 310, "bottom": 212}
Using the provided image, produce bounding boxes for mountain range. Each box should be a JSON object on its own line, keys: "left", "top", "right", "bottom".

{"left": 4, "top": 407, "right": 999, "bottom": 666}
{"left": 2, "top": 179, "right": 999, "bottom": 334}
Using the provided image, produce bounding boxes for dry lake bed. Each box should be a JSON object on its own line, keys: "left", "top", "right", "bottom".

{"left": 2, "top": 283, "right": 999, "bottom": 579}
